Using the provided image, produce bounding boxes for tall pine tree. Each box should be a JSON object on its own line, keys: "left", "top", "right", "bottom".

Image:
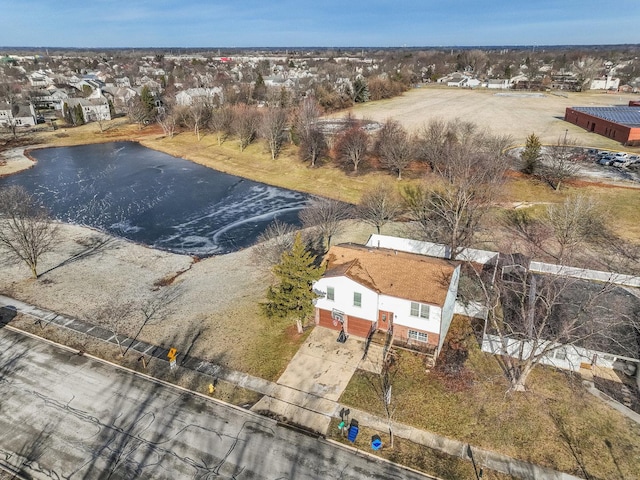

{"left": 521, "top": 132, "right": 542, "bottom": 174}
{"left": 262, "top": 233, "right": 325, "bottom": 333}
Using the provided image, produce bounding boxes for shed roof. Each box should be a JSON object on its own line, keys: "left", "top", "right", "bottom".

{"left": 323, "top": 243, "right": 459, "bottom": 306}
{"left": 571, "top": 106, "right": 640, "bottom": 128}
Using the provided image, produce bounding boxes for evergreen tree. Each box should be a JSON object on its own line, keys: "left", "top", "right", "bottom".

{"left": 140, "top": 85, "right": 156, "bottom": 117}
{"left": 74, "top": 104, "right": 85, "bottom": 125}
{"left": 352, "top": 77, "right": 370, "bottom": 103}
{"left": 521, "top": 132, "right": 542, "bottom": 174}
{"left": 262, "top": 233, "right": 325, "bottom": 333}
{"left": 252, "top": 72, "right": 267, "bottom": 102}
{"left": 63, "top": 102, "right": 73, "bottom": 125}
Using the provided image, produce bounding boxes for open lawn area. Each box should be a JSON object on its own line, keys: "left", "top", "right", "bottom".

{"left": 339, "top": 317, "right": 640, "bottom": 480}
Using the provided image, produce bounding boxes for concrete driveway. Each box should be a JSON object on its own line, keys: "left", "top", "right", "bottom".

{"left": 251, "top": 326, "right": 383, "bottom": 433}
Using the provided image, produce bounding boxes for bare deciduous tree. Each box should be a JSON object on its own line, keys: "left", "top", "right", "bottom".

{"left": 156, "top": 111, "right": 177, "bottom": 138}
{"left": 260, "top": 106, "right": 289, "bottom": 160}
{"left": 541, "top": 133, "right": 581, "bottom": 191}
{"left": 357, "top": 183, "right": 403, "bottom": 234}
{"left": 375, "top": 119, "right": 414, "bottom": 179}
{"left": 123, "top": 285, "right": 183, "bottom": 356}
{"left": 501, "top": 195, "right": 609, "bottom": 266}
{"left": 299, "top": 197, "right": 353, "bottom": 251}
{"left": 186, "top": 99, "right": 212, "bottom": 141}
{"left": 252, "top": 219, "right": 297, "bottom": 268}
{"left": 0, "top": 186, "right": 59, "bottom": 278}
{"left": 298, "top": 127, "right": 327, "bottom": 167}
{"left": 209, "top": 105, "right": 235, "bottom": 146}
{"left": 470, "top": 255, "right": 638, "bottom": 392}
{"left": 86, "top": 301, "right": 135, "bottom": 356}
{"left": 403, "top": 121, "right": 510, "bottom": 259}
{"left": 293, "top": 96, "right": 322, "bottom": 144}
{"left": 232, "top": 104, "right": 260, "bottom": 152}
{"left": 335, "top": 125, "right": 369, "bottom": 173}
{"left": 293, "top": 97, "right": 326, "bottom": 167}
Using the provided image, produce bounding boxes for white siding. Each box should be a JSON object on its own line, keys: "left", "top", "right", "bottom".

{"left": 314, "top": 276, "right": 378, "bottom": 321}
{"left": 438, "top": 265, "right": 460, "bottom": 353}
{"left": 382, "top": 294, "right": 442, "bottom": 334}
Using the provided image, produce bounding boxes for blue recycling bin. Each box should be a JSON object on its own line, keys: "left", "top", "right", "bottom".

{"left": 347, "top": 419, "right": 359, "bottom": 443}
{"left": 371, "top": 435, "right": 382, "bottom": 450}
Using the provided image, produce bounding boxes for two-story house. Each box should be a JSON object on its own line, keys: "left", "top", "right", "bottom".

{"left": 313, "top": 243, "right": 460, "bottom": 360}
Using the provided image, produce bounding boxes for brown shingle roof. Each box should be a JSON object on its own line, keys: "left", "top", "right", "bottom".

{"left": 324, "top": 244, "right": 459, "bottom": 306}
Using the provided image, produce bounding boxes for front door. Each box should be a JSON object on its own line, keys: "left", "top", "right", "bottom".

{"left": 378, "top": 311, "right": 393, "bottom": 332}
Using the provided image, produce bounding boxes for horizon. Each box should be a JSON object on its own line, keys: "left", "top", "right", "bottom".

{"left": 2, "top": 44, "right": 639, "bottom": 53}
{"left": 2, "top": 0, "right": 639, "bottom": 49}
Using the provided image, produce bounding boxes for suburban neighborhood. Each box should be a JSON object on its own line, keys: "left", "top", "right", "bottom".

{"left": 2, "top": 41, "right": 640, "bottom": 480}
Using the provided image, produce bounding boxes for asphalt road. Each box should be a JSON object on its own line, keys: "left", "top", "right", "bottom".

{"left": 0, "top": 327, "right": 431, "bottom": 480}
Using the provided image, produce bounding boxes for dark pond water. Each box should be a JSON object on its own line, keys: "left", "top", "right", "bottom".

{"left": 0, "top": 142, "right": 309, "bottom": 256}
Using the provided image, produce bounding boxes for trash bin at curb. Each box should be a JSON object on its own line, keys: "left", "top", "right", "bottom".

{"left": 347, "top": 419, "right": 359, "bottom": 443}
{"left": 371, "top": 434, "right": 382, "bottom": 450}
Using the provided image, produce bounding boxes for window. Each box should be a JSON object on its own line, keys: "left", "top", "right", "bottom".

{"left": 326, "top": 286, "right": 334, "bottom": 301}
{"left": 410, "top": 302, "right": 429, "bottom": 319}
{"left": 408, "top": 330, "right": 428, "bottom": 343}
{"left": 353, "top": 292, "right": 362, "bottom": 307}
{"left": 554, "top": 348, "right": 567, "bottom": 361}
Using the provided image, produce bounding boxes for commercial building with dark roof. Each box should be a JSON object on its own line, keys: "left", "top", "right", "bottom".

{"left": 564, "top": 105, "right": 640, "bottom": 145}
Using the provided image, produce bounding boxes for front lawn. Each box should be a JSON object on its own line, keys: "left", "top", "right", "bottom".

{"left": 339, "top": 316, "right": 640, "bottom": 479}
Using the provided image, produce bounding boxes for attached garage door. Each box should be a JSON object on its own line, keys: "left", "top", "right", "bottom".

{"left": 317, "top": 308, "right": 342, "bottom": 331}
{"left": 347, "top": 315, "right": 373, "bottom": 338}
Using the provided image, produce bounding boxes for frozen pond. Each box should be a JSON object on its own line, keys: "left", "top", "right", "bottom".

{"left": 0, "top": 142, "right": 309, "bottom": 256}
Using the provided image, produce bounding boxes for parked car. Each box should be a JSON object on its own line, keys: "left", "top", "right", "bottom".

{"left": 598, "top": 156, "right": 616, "bottom": 166}
{"left": 612, "top": 152, "right": 628, "bottom": 159}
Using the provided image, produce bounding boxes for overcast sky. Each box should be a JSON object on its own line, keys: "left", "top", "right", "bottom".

{"left": 2, "top": 0, "right": 639, "bottom": 48}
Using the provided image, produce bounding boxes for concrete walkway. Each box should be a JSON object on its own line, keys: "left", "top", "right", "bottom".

{"left": 251, "top": 327, "right": 383, "bottom": 433}
{"left": 0, "top": 295, "right": 584, "bottom": 480}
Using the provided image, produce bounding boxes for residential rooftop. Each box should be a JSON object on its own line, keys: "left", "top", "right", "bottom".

{"left": 323, "top": 243, "right": 459, "bottom": 306}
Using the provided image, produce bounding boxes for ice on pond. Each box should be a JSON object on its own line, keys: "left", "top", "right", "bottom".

{"left": 0, "top": 142, "right": 310, "bottom": 256}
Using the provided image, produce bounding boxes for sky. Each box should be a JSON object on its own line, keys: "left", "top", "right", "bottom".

{"left": 1, "top": 0, "right": 639, "bottom": 48}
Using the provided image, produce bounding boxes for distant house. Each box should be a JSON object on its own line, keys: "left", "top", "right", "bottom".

{"left": 63, "top": 96, "right": 111, "bottom": 123}
{"left": 102, "top": 86, "right": 137, "bottom": 114}
{"left": 590, "top": 75, "right": 620, "bottom": 91}
{"left": 28, "top": 70, "right": 53, "bottom": 87}
{"left": 0, "top": 102, "right": 36, "bottom": 128}
{"left": 114, "top": 77, "right": 132, "bottom": 88}
{"left": 175, "top": 87, "right": 224, "bottom": 106}
{"left": 313, "top": 241, "right": 460, "bottom": 362}
{"left": 487, "top": 79, "right": 510, "bottom": 90}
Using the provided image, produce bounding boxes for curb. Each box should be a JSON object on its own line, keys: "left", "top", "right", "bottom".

{"left": 2, "top": 324, "right": 275, "bottom": 427}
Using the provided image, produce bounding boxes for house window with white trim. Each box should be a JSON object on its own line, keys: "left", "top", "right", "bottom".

{"left": 410, "top": 302, "right": 430, "bottom": 319}
{"left": 408, "top": 330, "right": 428, "bottom": 343}
{"left": 353, "top": 292, "right": 362, "bottom": 307}
{"left": 326, "top": 286, "right": 334, "bottom": 301}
